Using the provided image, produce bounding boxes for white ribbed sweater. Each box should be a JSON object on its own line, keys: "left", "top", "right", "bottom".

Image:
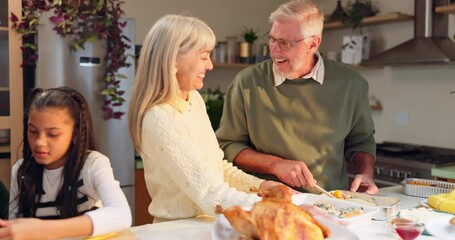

{"left": 140, "top": 91, "right": 263, "bottom": 221}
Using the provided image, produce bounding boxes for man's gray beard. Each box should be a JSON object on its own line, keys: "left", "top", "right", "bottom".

{"left": 273, "top": 64, "right": 288, "bottom": 80}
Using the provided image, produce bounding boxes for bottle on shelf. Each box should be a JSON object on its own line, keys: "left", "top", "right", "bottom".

{"left": 330, "top": 0, "right": 347, "bottom": 22}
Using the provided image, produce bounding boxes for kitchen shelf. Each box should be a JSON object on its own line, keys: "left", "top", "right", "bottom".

{"left": 0, "top": 146, "right": 10, "bottom": 154}
{"left": 324, "top": 12, "right": 413, "bottom": 30}
{"left": 213, "top": 63, "right": 253, "bottom": 68}
{"left": 435, "top": 4, "right": 455, "bottom": 14}
{"left": 0, "top": 87, "right": 8, "bottom": 92}
{"left": 214, "top": 62, "right": 385, "bottom": 70}
{"left": 0, "top": 26, "right": 8, "bottom": 31}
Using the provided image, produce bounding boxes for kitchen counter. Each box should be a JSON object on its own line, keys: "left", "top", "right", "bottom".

{"left": 122, "top": 185, "right": 448, "bottom": 240}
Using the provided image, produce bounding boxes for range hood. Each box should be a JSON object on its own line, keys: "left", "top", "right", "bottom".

{"left": 362, "top": 0, "right": 455, "bottom": 66}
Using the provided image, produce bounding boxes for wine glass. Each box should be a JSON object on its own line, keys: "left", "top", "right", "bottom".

{"left": 392, "top": 221, "right": 425, "bottom": 240}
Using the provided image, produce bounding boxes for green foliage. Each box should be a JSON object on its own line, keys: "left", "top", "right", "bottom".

{"left": 242, "top": 27, "right": 258, "bottom": 44}
{"left": 343, "top": 0, "right": 379, "bottom": 32}
{"left": 10, "top": 0, "right": 130, "bottom": 120}
{"left": 201, "top": 88, "right": 225, "bottom": 130}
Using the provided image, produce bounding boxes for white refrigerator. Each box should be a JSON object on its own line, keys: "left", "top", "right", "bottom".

{"left": 34, "top": 15, "right": 136, "bottom": 217}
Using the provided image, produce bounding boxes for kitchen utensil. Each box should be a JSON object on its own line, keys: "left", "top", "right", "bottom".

{"left": 314, "top": 184, "right": 336, "bottom": 198}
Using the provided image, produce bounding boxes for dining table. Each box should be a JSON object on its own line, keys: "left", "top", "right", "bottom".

{"left": 115, "top": 185, "right": 452, "bottom": 240}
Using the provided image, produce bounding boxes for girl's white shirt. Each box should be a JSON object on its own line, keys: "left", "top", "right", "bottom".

{"left": 9, "top": 151, "right": 132, "bottom": 236}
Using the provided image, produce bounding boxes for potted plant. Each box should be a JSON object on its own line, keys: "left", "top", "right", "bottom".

{"left": 341, "top": 0, "right": 378, "bottom": 64}
{"left": 10, "top": 0, "right": 130, "bottom": 120}
{"left": 201, "top": 87, "right": 224, "bottom": 130}
{"left": 239, "top": 27, "right": 258, "bottom": 63}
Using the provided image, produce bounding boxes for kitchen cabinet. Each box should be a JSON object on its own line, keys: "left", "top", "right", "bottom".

{"left": 324, "top": 12, "right": 413, "bottom": 30}
{"left": 135, "top": 165, "right": 154, "bottom": 225}
{"left": 0, "top": 0, "right": 23, "bottom": 190}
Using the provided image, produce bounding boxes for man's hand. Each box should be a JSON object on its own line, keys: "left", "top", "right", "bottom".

{"left": 350, "top": 173, "right": 378, "bottom": 194}
{"left": 259, "top": 181, "right": 301, "bottom": 195}
{"left": 351, "top": 152, "right": 378, "bottom": 194}
{"left": 272, "top": 159, "right": 317, "bottom": 188}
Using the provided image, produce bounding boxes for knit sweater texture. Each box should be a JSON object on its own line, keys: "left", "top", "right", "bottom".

{"left": 216, "top": 58, "right": 376, "bottom": 191}
{"left": 140, "top": 90, "right": 262, "bottom": 221}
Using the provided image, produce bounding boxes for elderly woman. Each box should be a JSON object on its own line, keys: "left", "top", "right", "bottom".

{"left": 128, "top": 14, "right": 286, "bottom": 223}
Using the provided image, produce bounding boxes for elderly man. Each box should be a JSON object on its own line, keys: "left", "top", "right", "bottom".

{"left": 216, "top": 0, "right": 378, "bottom": 194}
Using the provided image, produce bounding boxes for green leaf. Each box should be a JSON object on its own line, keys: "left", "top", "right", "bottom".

{"left": 29, "top": 19, "right": 38, "bottom": 27}
{"left": 96, "top": 0, "right": 105, "bottom": 10}
{"left": 101, "top": 89, "right": 112, "bottom": 96}
{"left": 16, "top": 0, "right": 130, "bottom": 120}
{"left": 52, "top": 0, "right": 63, "bottom": 6}
{"left": 116, "top": 74, "right": 127, "bottom": 79}
{"left": 69, "top": 42, "right": 82, "bottom": 51}
{"left": 86, "top": 35, "right": 97, "bottom": 43}
{"left": 104, "top": 76, "right": 114, "bottom": 82}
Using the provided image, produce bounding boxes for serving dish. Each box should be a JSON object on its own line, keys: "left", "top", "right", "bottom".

{"left": 211, "top": 213, "right": 359, "bottom": 240}
{"left": 292, "top": 193, "right": 378, "bottom": 230}
{"left": 330, "top": 190, "right": 401, "bottom": 220}
{"left": 420, "top": 199, "right": 455, "bottom": 215}
{"left": 402, "top": 178, "right": 455, "bottom": 198}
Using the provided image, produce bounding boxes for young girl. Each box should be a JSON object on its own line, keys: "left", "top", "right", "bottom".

{"left": 0, "top": 87, "right": 131, "bottom": 239}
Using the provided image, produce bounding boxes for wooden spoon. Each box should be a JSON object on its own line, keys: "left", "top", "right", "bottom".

{"left": 314, "top": 184, "right": 336, "bottom": 198}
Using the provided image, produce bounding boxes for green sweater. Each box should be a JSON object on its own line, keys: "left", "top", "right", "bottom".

{"left": 216, "top": 58, "right": 376, "bottom": 191}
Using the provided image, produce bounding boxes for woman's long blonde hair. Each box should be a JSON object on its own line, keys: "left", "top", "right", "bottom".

{"left": 129, "top": 14, "right": 215, "bottom": 152}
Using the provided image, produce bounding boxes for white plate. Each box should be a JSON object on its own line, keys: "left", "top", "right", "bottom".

{"left": 211, "top": 213, "right": 359, "bottom": 240}
{"left": 292, "top": 193, "right": 378, "bottom": 230}
{"left": 419, "top": 199, "right": 431, "bottom": 208}
{"left": 425, "top": 215, "right": 455, "bottom": 240}
{"left": 420, "top": 199, "right": 455, "bottom": 215}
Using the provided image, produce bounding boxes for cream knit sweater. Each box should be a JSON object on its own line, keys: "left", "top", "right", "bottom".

{"left": 140, "top": 90, "right": 263, "bottom": 221}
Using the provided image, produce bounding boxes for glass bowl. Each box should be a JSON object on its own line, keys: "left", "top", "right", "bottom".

{"left": 392, "top": 221, "right": 425, "bottom": 240}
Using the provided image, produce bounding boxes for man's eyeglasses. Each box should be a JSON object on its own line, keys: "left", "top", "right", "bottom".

{"left": 263, "top": 33, "right": 312, "bottom": 51}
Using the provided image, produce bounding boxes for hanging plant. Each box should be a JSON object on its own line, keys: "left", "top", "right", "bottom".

{"left": 10, "top": 0, "right": 131, "bottom": 120}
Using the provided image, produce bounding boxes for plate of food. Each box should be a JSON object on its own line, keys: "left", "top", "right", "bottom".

{"left": 329, "top": 190, "right": 401, "bottom": 220}
{"left": 426, "top": 189, "right": 455, "bottom": 214}
{"left": 212, "top": 213, "right": 359, "bottom": 240}
{"left": 419, "top": 199, "right": 431, "bottom": 208}
{"left": 420, "top": 193, "right": 455, "bottom": 214}
{"left": 425, "top": 215, "right": 455, "bottom": 240}
{"left": 292, "top": 193, "right": 378, "bottom": 230}
{"left": 213, "top": 185, "right": 360, "bottom": 240}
